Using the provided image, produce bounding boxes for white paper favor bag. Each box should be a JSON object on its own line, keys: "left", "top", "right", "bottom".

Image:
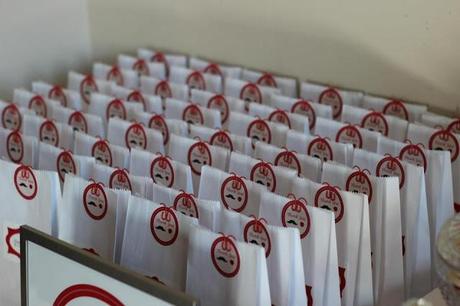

{"left": 140, "top": 76, "right": 189, "bottom": 102}
{"left": 242, "top": 69, "right": 297, "bottom": 98}
{"left": 67, "top": 71, "right": 111, "bottom": 108}
{"left": 110, "top": 84, "right": 163, "bottom": 114}
{"left": 362, "top": 95, "right": 427, "bottom": 123}
{"left": 93, "top": 62, "right": 139, "bottom": 89}
{"left": 248, "top": 103, "right": 310, "bottom": 134}
{"left": 88, "top": 93, "right": 143, "bottom": 125}
{"left": 169, "top": 66, "right": 222, "bottom": 94}
{"left": 32, "top": 81, "right": 82, "bottom": 110}
{"left": 224, "top": 78, "right": 280, "bottom": 111}
{"left": 189, "top": 57, "right": 242, "bottom": 80}
{"left": 51, "top": 105, "right": 105, "bottom": 138}
{"left": 22, "top": 115, "right": 74, "bottom": 150}
{"left": 133, "top": 111, "right": 188, "bottom": 146}
{"left": 12, "top": 88, "right": 60, "bottom": 118}
{"left": 164, "top": 98, "right": 221, "bottom": 129}
{"left": 0, "top": 101, "right": 33, "bottom": 131}
{"left": 0, "top": 128, "right": 38, "bottom": 168}
{"left": 117, "top": 54, "right": 166, "bottom": 80}
{"left": 419, "top": 112, "right": 460, "bottom": 134}
{"left": 137, "top": 48, "right": 188, "bottom": 73}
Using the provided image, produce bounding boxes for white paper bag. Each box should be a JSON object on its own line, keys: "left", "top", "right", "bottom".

{"left": 51, "top": 105, "right": 105, "bottom": 137}
{"left": 93, "top": 62, "right": 139, "bottom": 89}
{"left": 67, "top": 71, "right": 111, "bottom": 109}
{"left": 242, "top": 69, "right": 297, "bottom": 98}
{"left": 169, "top": 66, "right": 222, "bottom": 94}
{"left": 0, "top": 160, "right": 59, "bottom": 306}
{"left": 107, "top": 118, "right": 164, "bottom": 154}
{"left": 140, "top": 76, "right": 189, "bottom": 102}
{"left": 121, "top": 197, "right": 198, "bottom": 290}
{"left": 22, "top": 115, "right": 74, "bottom": 150}
{"left": 88, "top": 93, "right": 143, "bottom": 125}
{"left": 186, "top": 226, "right": 271, "bottom": 306}
{"left": 362, "top": 95, "right": 427, "bottom": 123}
{"left": 32, "top": 81, "right": 82, "bottom": 110}
{"left": 0, "top": 101, "right": 33, "bottom": 131}
{"left": 164, "top": 98, "right": 221, "bottom": 129}
{"left": 190, "top": 89, "right": 246, "bottom": 125}
{"left": 12, "top": 88, "right": 60, "bottom": 118}
{"left": 0, "top": 128, "right": 38, "bottom": 168}
{"left": 137, "top": 48, "right": 188, "bottom": 74}
{"left": 189, "top": 57, "right": 242, "bottom": 80}
{"left": 419, "top": 112, "right": 460, "bottom": 134}
{"left": 110, "top": 84, "right": 163, "bottom": 114}
{"left": 224, "top": 78, "right": 280, "bottom": 111}
{"left": 248, "top": 103, "right": 310, "bottom": 134}
{"left": 254, "top": 141, "right": 323, "bottom": 182}
{"left": 300, "top": 82, "right": 364, "bottom": 119}
{"left": 258, "top": 192, "right": 341, "bottom": 306}
{"left": 129, "top": 149, "right": 194, "bottom": 193}
{"left": 117, "top": 54, "right": 166, "bottom": 80}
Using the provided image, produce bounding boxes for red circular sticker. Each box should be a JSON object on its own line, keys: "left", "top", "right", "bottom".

{"left": 14, "top": 165, "right": 38, "bottom": 200}
{"left": 154, "top": 80, "right": 172, "bottom": 99}
{"left": 182, "top": 104, "right": 204, "bottom": 125}
{"left": 361, "top": 111, "right": 389, "bottom": 136}
{"left": 83, "top": 183, "right": 108, "bottom": 220}
{"left": 127, "top": 90, "right": 146, "bottom": 110}
{"left": 151, "top": 52, "right": 170, "bottom": 76}
{"left": 79, "top": 75, "right": 98, "bottom": 104}
{"left": 109, "top": 169, "right": 132, "bottom": 191}
{"left": 314, "top": 185, "right": 344, "bottom": 223}
{"left": 56, "top": 151, "right": 76, "bottom": 182}
{"left": 307, "top": 137, "right": 333, "bottom": 162}
{"left": 68, "top": 111, "right": 88, "bottom": 133}
{"left": 383, "top": 100, "right": 408, "bottom": 121}
{"left": 335, "top": 125, "right": 363, "bottom": 148}
{"left": 240, "top": 83, "right": 262, "bottom": 111}
{"left": 28, "top": 95, "right": 47, "bottom": 117}
{"left": 399, "top": 144, "right": 427, "bottom": 172}
{"left": 39, "top": 120, "right": 59, "bottom": 146}
{"left": 48, "top": 85, "right": 67, "bottom": 107}
{"left": 53, "top": 284, "right": 123, "bottom": 306}
{"left": 173, "top": 192, "right": 199, "bottom": 218}
{"left": 91, "top": 139, "right": 112, "bottom": 166}
{"left": 243, "top": 219, "right": 271, "bottom": 257}
{"left": 207, "top": 94, "right": 229, "bottom": 124}
{"left": 428, "top": 130, "right": 459, "bottom": 162}
{"left": 186, "top": 71, "right": 206, "bottom": 91}
{"left": 6, "top": 130, "right": 24, "bottom": 163}
{"left": 281, "top": 199, "right": 310, "bottom": 239}
{"left": 220, "top": 175, "right": 248, "bottom": 212}
{"left": 204, "top": 63, "right": 223, "bottom": 79}
{"left": 268, "top": 109, "right": 291, "bottom": 129}
{"left": 247, "top": 119, "right": 271, "bottom": 148}
{"left": 250, "top": 162, "right": 276, "bottom": 192}
{"left": 257, "top": 73, "right": 277, "bottom": 88}
{"left": 150, "top": 206, "right": 179, "bottom": 246}
{"left": 132, "top": 59, "right": 150, "bottom": 77}
{"left": 106, "top": 66, "right": 124, "bottom": 86}
{"left": 211, "top": 236, "right": 240, "bottom": 278}
{"left": 150, "top": 156, "right": 175, "bottom": 187}
{"left": 210, "top": 131, "right": 234, "bottom": 151}
{"left": 376, "top": 156, "right": 405, "bottom": 189}
{"left": 106, "top": 99, "right": 127, "bottom": 121}
{"left": 125, "top": 123, "right": 147, "bottom": 150}
{"left": 319, "top": 88, "right": 343, "bottom": 119}
{"left": 274, "top": 150, "right": 301, "bottom": 175}
{"left": 2, "top": 104, "right": 22, "bottom": 130}
{"left": 345, "top": 170, "right": 373, "bottom": 203}
{"left": 291, "top": 100, "right": 316, "bottom": 130}
{"left": 187, "top": 141, "right": 212, "bottom": 175}
{"left": 149, "top": 115, "right": 169, "bottom": 145}
{"left": 447, "top": 119, "right": 460, "bottom": 134}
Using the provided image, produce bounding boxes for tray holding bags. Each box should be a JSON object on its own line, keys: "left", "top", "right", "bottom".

{"left": 198, "top": 165, "right": 265, "bottom": 217}
{"left": 286, "top": 130, "right": 354, "bottom": 166}
{"left": 228, "top": 151, "right": 298, "bottom": 197}
{"left": 259, "top": 191, "right": 341, "bottom": 306}
{"left": 88, "top": 93, "right": 143, "bottom": 126}
{"left": 168, "top": 134, "right": 229, "bottom": 192}
{"left": 121, "top": 197, "right": 198, "bottom": 290}
{"left": 189, "top": 57, "right": 242, "bottom": 80}
{"left": 107, "top": 118, "right": 164, "bottom": 154}
{"left": 169, "top": 66, "right": 222, "bottom": 94}
{"left": 362, "top": 95, "right": 427, "bottom": 123}
{"left": 224, "top": 78, "right": 280, "bottom": 111}
{"left": 51, "top": 104, "right": 105, "bottom": 138}
{"left": 67, "top": 71, "right": 111, "bottom": 110}
{"left": 0, "top": 128, "right": 38, "bottom": 168}
{"left": 189, "top": 125, "right": 253, "bottom": 156}
{"left": 117, "top": 54, "right": 166, "bottom": 80}
{"left": 22, "top": 115, "right": 74, "bottom": 150}
{"left": 215, "top": 208, "right": 307, "bottom": 306}
{"left": 164, "top": 98, "right": 221, "bottom": 129}
{"left": 129, "top": 149, "right": 194, "bottom": 193}
{"left": 140, "top": 76, "right": 189, "bottom": 102}
{"left": 190, "top": 89, "right": 246, "bottom": 125}
{"left": 93, "top": 62, "right": 139, "bottom": 89}
{"left": 290, "top": 177, "right": 373, "bottom": 306}
{"left": 12, "top": 88, "right": 61, "bottom": 118}
{"left": 241, "top": 69, "right": 297, "bottom": 98}
{"left": 321, "top": 162, "right": 405, "bottom": 306}
{"left": 32, "top": 81, "right": 82, "bottom": 110}
{"left": 254, "top": 141, "right": 322, "bottom": 182}
{"left": 0, "top": 159, "right": 60, "bottom": 306}
{"left": 186, "top": 226, "right": 271, "bottom": 306}
{"left": 110, "top": 84, "right": 163, "bottom": 114}
{"left": 248, "top": 103, "right": 310, "bottom": 134}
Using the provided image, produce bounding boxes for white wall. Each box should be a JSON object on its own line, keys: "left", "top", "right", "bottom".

{"left": 0, "top": 0, "right": 92, "bottom": 99}
{"left": 88, "top": 0, "right": 460, "bottom": 114}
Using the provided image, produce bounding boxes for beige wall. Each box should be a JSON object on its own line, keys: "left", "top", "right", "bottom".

{"left": 0, "top": 0, "right": 92, "bottom": 100}
{"left": 89, "top": 0, "right": 460, "bottom": 114}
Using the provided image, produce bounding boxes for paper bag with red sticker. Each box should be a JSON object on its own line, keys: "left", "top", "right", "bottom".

{"left": 32, "top": 81, "right": 82, "bottom": 110}
{"left": 118, "top": 54, "right": 167, "bottom": 80}
{"left": 67, "top": 71, "right": 111, "bottom": 111}
{"left": 129, "top": 149, "right": 193, "bottom": 193}
{"left": 0, "top": 128, "right": 38, "bottom": 168}
{"left": 242, "top": 69, "right": 297, "bottom": 98}
{"left": 12, "top": 88, "right": 61, "bottom": 118}
{"left": 169, "top": 66, "right": 223, "bottom": 94}
{"left": 186, "top": 226, "right": 271, "bottom": 306}
{"left": 224, "top": 78, "right": 280, "bottom": 111}
{"left": 322, "top": 162, "right": 405, "bottom": 306}
{"left": 290, "top": 177, "right": 374, "bottom": 306}
{"left": 58, "top": 176, "right": 118, "bottom": 260}
{"left": 362, "top": 95, "right": 427, "bottom": 123}
{"left": 164, "top": 98, "right": 221, "bottom": 129}
{"left": 93, "top": 62, "right": 139, "bottom": 89}
{"left": 0, "top": 159, "right": 59, "bottom": 305}
{"left": 137, "top": 48, "right": 188, "bottom": 73}
{"left": 110, "top": 84, "right": 163, "bottom": 114}
{"left": 22, "top": 114, "right": 74, "bottom": 150}
{"left": 140, "top": 76, "right": 189, "bottom": 102}
{"left": 248, "top": 103, "right": 310, "bottom": 134}
{"left": 88, "top": 93, "right": 143, "bottom": 126}
{"left": 121, "top": 197, "right": 198, "bottom": 290}
{"left": 258, "top": 192, "right": 341, "bottom": 306}
{"left": 189, "top": 57, "right": 242, "bottom": 80}
{"left": 0, "top": 100, "right": 34, "bottom": 131}
{"left": 51, "top": 105, "right": 105, "bottom": 138}
{"left": 419, "top": 112, "right": 460, "bottom": 134}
